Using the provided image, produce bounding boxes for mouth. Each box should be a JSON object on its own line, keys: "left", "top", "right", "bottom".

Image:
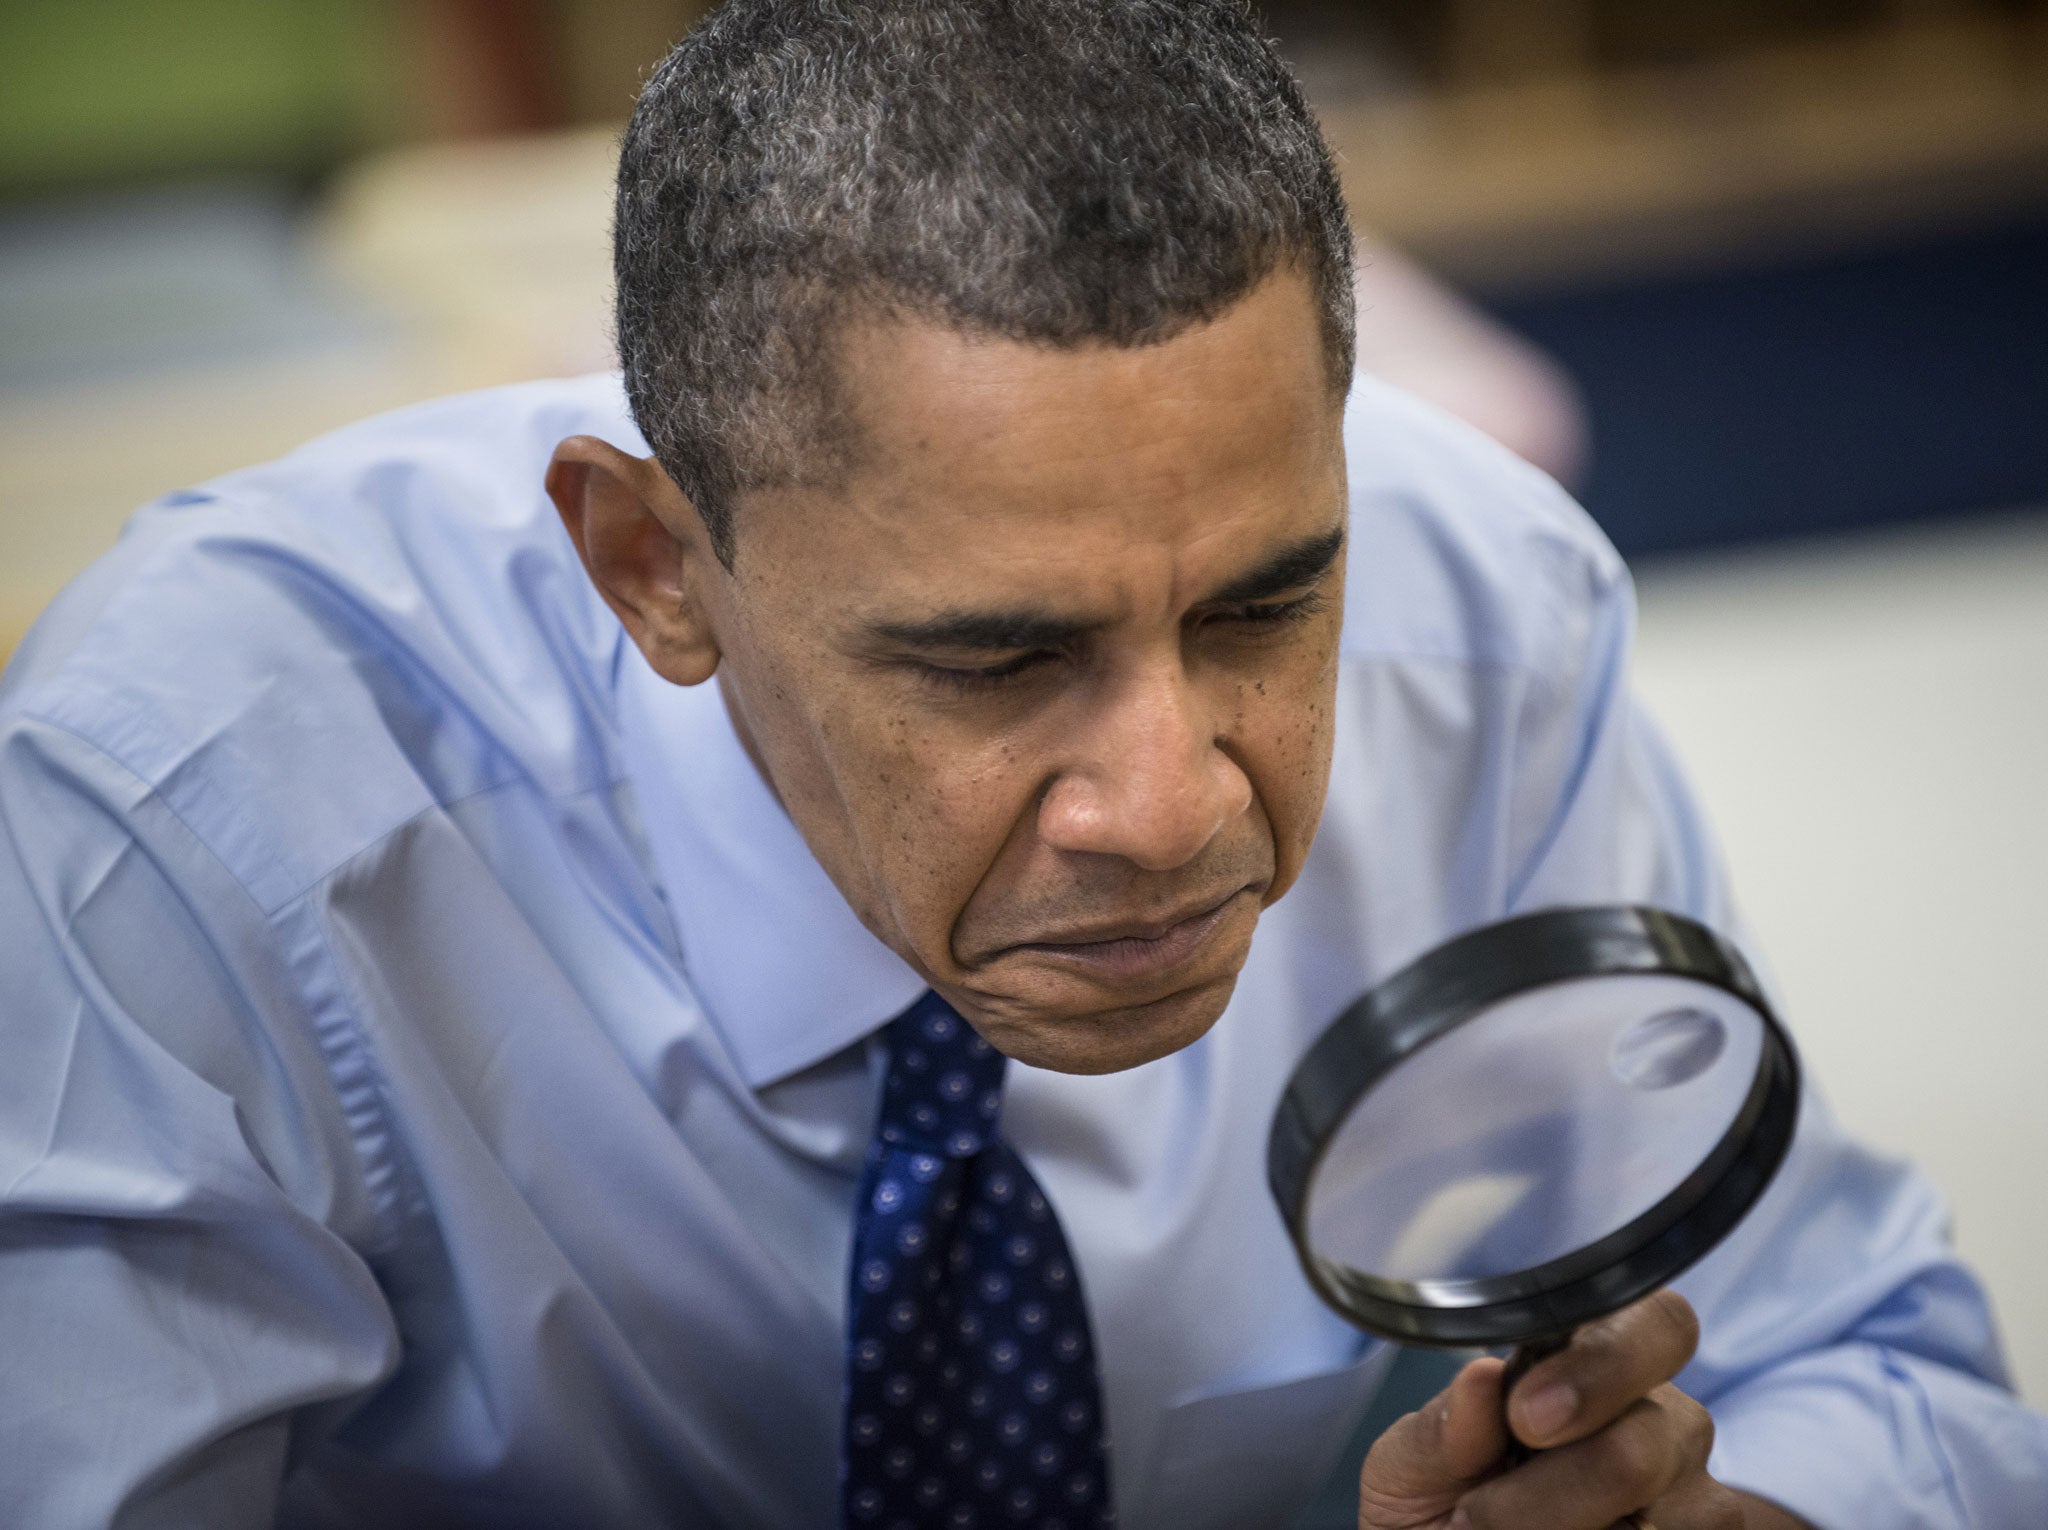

{"left": 1009, "top": 886, "right": 1254, "bottom": 983}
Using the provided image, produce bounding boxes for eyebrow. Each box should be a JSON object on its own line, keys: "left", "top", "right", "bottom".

{"left": 867, "top": 608, "right": 1098, "bottom": 651}
{"left": 1201, "top": 522, "right": 1346, "bottom": 607}
{"left": 865, "top": 521, "right": 1347, "bottom": 653}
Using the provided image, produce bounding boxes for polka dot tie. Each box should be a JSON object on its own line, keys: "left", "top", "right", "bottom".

{"left": 842, "top": 991, "right": 1115, "bottom": 1530}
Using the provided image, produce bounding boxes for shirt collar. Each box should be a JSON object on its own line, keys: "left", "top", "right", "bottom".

{"left": 616, "top": 652, "right": 929, "bottom": 1089}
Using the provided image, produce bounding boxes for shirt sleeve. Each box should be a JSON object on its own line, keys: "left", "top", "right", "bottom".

{"left": 0, "top": 715, "right": 400, "bottom": 1530}
{"left": 1510, "top": 564, "right": 2048, "bottom": 1528}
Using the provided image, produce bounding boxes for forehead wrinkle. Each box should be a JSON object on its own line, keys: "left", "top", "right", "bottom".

{"left": 849, "top": 541, "right": 1141, "bottom": 643}
{"left": 835, "top": 284, "right": 1327, "bottom": 501}
{"left": 837, "top": 469, "right": 1340, "bottom": 647}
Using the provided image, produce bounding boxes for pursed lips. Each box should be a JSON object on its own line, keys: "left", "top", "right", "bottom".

{"left": 1005, "top": 885, "right": 1256, "bottom": 982}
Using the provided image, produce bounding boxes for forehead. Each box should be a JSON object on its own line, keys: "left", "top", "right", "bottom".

{"left": 739, "top": 272, "right": 1346, "bottom": 613}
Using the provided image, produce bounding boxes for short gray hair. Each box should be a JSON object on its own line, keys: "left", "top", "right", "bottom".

{"left": 615, "top": 0, "right": 1355, "bottom": 565}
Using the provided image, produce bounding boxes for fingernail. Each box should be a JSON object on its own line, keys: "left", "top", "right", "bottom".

{"left": 1518, "top": 1381, "right": 1578, "bottom": 1439}
{"left": 1449, "top": 1511, "right": 1474, "bottom": 1530}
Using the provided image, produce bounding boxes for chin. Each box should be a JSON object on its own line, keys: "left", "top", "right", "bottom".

{"left": 964, "top": 973, "right": 1240, "bottom": 1075}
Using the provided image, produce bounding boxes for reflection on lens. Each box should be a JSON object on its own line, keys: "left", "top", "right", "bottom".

{"left": 1610, "top": 1007, "right": 1728, "bottom": 1091}
{"left": 1380, "top": 1171, "right": 1537, "bottom": 1280}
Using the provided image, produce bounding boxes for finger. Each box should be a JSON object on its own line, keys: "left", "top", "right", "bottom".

{"left": 1438, "top": 1357, "right": 1512, "bottom": 1482}
{"left": 1458, "top": 1385, "right": 1714, "bottom": 1530}
{"left": 1642, "top": 1472, "right": 1750, "bottom": 1530}
{"left": 1508, "top": 1289, "right": 1701, "bottom": 1449}
{"left": 1358, "top": 1357, "right": 1509, "bottom": 1524}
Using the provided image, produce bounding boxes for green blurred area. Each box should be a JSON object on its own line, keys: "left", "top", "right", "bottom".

{"left": 0, "top": 0, "right": 394, "bottom": 198}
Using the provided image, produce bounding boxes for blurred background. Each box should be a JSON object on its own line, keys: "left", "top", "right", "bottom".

{"left": 3, "top": 0, "right": 2045, "bottom": 1407}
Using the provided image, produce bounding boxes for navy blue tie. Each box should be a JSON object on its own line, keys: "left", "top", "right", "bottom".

{"left": 842, "top": 992, "right": 1115, "bottom": 1529}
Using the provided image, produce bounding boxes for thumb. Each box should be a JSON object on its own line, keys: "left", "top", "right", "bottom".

{"left": 1357, "top": 1357, "right": 1509, "bottom": 1528}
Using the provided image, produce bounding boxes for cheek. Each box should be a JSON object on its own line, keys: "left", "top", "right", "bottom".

{"left": 717, "top": 640, "right": 940, "bottom": 930}
{"left": 1241, "top": 626, "right": 1342, "bottom": 890}
{"left": 714, "top": 600, "right": 1020, "bottom": 969}
{"left": 819, "top": 706, "right": 1040, "bottom": 946}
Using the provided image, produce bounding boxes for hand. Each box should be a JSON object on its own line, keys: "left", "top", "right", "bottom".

{"left": 1356, "top": 1290, "right": 1810, "bottom": 1529}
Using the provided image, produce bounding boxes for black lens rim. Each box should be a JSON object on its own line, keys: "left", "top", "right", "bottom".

{"left": 1267, "top": 905, "right": 1802, "bottom": 1348}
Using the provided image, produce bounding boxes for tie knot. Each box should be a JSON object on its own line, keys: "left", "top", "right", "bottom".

{"left": 875, "top": 993, "right": 1007, "bottom": 1157}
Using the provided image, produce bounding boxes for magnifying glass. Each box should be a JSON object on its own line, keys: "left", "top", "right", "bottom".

{"left": 1267, "top": 906, "right": 1800, "bottom": 1455}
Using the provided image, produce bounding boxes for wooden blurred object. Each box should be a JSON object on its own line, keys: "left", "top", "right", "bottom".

{"left": 1306, "top": 9, "right": 2048, "bottom": 289}
{"left": 396, "top": 0, "right": 712, "bottom": 140}
{"left": 1444, "top": 0, "right": 1595, "bottom": 83}
{"left": 319, "top": 126, "right": 619, "bottom": 380}
{"left": 556, "top": 0, "right": 714, "bottom": 121}
{"left": 412, "top": 0, "right": 565, "bottom": 138}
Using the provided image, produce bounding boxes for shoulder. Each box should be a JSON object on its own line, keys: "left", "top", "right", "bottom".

{"left": 1337, "top": 373, "right": 1629, "bottom": 688}
{"left": 0, "top": 374, "right": 641, "bottom": 914}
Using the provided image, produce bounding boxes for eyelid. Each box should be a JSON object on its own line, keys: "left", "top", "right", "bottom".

{"left": 893, "top": 585, "right": 1330, "bottom": 693}
{"left": 909, "top": 649, "right": 1057, "bottom": 692}
{"left": 1208, "top": 589, "right": 1326, "bottom": 624}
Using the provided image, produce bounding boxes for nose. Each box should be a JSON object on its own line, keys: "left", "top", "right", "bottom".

{"left": 1035, "top": 658, "right": 1252, "bottom": 871}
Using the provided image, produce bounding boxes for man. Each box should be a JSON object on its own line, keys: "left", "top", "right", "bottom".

{"left": 0, "top": 2, "right": 2040, "bottom": 1527}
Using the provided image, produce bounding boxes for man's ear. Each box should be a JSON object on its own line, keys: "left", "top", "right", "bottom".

{"left": 546, "top": 435, "right": 722, "bottom": 687}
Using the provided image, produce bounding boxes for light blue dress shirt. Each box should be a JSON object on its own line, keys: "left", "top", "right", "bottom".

{"left": 1, "top": 373, "right": 2041, "bottom": 1530}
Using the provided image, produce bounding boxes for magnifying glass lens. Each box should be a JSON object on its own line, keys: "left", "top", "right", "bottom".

{"left": 1305, "top": 973, "right": 1766, "bottom": 1286}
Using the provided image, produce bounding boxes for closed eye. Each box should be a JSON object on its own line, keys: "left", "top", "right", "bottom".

{"left": 1206, "top": 591, "right": 1326, "bottom": 628}
{"left": 910, "top": 594, "right": 1326, "bottom": 691}
{"left": 910, "top": 649, "right": 1061, "bottom": 693}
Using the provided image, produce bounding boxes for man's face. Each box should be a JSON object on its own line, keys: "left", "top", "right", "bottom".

{"left": 690, "top": 271, "right": 1346, "bottom": 1073}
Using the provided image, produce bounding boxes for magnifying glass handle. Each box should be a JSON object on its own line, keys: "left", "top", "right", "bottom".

{"left": 1499, "top": 1330, "right": 1573, "bottom": 1467}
